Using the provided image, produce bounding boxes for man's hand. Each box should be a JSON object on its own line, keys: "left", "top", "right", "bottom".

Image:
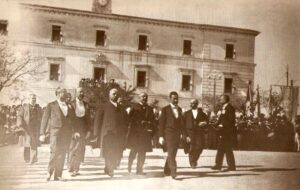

{"left": 159, "top": 137, "right": 164, "bottom": 145}
{"left": 74, "top": 132, "right": 80, "bottom": 139}
{"left": 39, "top": 135, "right": 45, "bottom": 142}
{"left": 186, "top": 136, "right": 191, "bottom": 143}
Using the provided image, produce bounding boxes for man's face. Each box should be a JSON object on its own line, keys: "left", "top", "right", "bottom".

{"left": 140, "top": 93, "right": 148, "bottom": 105}
{"left": 109, "top": 89, "right": 118, "bottom": 102}
{"left": 66, "top": 94, "right": 72, "bottom": 103}
{"left": 58, "top": 89, "right": 67, "bottom": 102}
{"left": 29, "top": 95, "right": 36, "bottom": 105}
{"left": 77, "top": 89, "right": 84, "bottom": 100}
{"left": 190, "top": 100, "right": 198, "bottom": 109}
{"left": 219, "top": 96, "right": 227, "bottom": 105}
{"left": 170, "top": 94, "right": 178, "bottom": 106}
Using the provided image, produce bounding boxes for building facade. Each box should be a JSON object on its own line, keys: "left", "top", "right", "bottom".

{"left": 1, "top": 0, "right": 259, "bottom": 108}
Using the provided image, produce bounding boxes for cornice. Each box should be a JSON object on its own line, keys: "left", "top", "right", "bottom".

{"left": 15, "top": 40, "right": 256, "bottom": 67}
{"left": 20, "top": 3, "right": 260, "bottom": 37}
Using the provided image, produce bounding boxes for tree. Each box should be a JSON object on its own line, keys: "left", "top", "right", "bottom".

{"left": 0, "top": 34, "right": 44, "bottom": 93}
{"left": 79, "top": 78, "right": 136, "bottom": 111}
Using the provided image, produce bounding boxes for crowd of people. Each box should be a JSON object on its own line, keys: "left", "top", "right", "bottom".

{"left": 0, "top": 87, "right": 300, "bottom": 181}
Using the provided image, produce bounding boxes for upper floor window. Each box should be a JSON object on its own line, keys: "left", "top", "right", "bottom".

{"left": 138, "top": 35, "right": 148, "bottom": 51}
{"left": 183, "top": 40, "right": 192, "bottom": 55}
{"left": 224, "top": 78, "right": 233, "bottom": 93}
{"left": 49, "top": 64, "right": 60, "bottom": 81}
{"left": 181, "top": 74, "right": 192, "bottom": 91}
{"left": 96, "top": 30, "right": 106, "bottom": 46}
{"left": 0, "top": 21, "right": 8, "bottom": 35}
{"left": 225, "top": 44, "right": 235, "bottom": 59}
{"left": 51, "top": 25, "right": 62, "bottom": 43}
{"left": 137, "top": 70, "right": 147, "bottom": 87}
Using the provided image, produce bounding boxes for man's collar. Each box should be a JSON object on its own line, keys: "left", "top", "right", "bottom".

{"left": 76, "top": 98, "right": 83, "bottom": 103}
{"left": 223, "top": 103, "right": 229, "bottom": 110}
{"left": 170, "top": 103, "right": 177, "bottom": 108}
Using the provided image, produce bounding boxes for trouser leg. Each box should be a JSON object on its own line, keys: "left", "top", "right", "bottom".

{"left": 136, "top": 151, "right": 146, "bottom": 174}
{"left": 24, "top": 147, "right": 30, "bottom": 161}
{"left": 167, "top": 146, "right": 178, "bottom": 176}
{"left": 30, "top": 137, "right": 38, "bottom": 163}
{"left": 128, "top": 149, "right": 137, "bottom": 173}
{"left": 215, "top": 143, "right": 225, "bottom": 167}
{"left": 225, "top": 148, "right": 236, "bottom": 168}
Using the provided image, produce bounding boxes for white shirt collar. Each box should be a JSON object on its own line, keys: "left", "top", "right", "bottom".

{"left": 223, "top": 103, "right": 229, "bottom": 110}
{"left": 170, "top": 103, "right": 178, "bottom": 109}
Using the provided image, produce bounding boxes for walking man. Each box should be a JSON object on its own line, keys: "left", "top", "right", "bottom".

{"left": 68, "top": 87, "right": 91, "bottom": 176}
{"left": 39, "top": 87, "right": 76, "bottom": 181}
{"left": 94, "top": 88, "right": 128, "bottom": 177}
{"left": 184, "top": 99, "right": 208, "bottom": 168}
{"left": 17, "top": 94, "right": 42, "bottom": 164}
{"left": 159, "top": 91, "right": 189, "bottom": 179}
{"left": 127, "top": 92, "right": 156, "bottom": 175}
{"left": 211, "top": 95, "right": 237, "bottom": 171}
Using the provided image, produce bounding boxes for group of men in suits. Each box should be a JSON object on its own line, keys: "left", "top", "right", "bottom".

{"left": 20, "top": 87, "right": 92, "bottom": 181}
{"left": 17, "top": 86, "right": 237, "bottom": 181}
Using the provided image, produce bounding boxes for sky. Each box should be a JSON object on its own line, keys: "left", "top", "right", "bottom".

{"left": 1, "top": 0, "right": 300, "bottom": 90}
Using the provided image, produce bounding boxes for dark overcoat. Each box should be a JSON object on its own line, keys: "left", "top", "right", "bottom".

{"left": 127, "top": 103, "right": 156, "bottom": 152}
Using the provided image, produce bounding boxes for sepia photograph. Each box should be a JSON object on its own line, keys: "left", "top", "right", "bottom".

{"left": 0, "top": 0, "right": 299, "bottom": 189}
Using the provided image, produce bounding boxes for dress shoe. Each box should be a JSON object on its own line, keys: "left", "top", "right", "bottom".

{"left": 211, "top": 165, "right": 222, "bottom": 170}
{"left": 108, "top": 171, "right": 114, "bottom": 178}
{"left": 70, "top": 172, "right": 77, "bottom": 177}
{"left": 223, "top": 167, "right": 236, "bottom": 172}
{"left": 54, "top": 177, "right": 66, "bottom": 182}
{"left": 46, "top": 172, "right": 52, "bottom": 181}
{"left": 136, "top": 171, "right": 146, "bottom": 176}
{"left": 171, "top": 174, "right": 177, "bottom": 179}
{"left": 190, "top": 163, "right": 197, "bottom": 169}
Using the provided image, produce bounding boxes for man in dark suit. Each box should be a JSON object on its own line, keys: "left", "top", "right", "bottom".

{"left": 159, "top": 91, "right": 189, "bottom": 179}
{"left": 211, "top": 95, "right": 237, "bottom": 171}
{"left": 127, "top": 92, "right": 156, "bottom": 175}
{"left": 39, "top": 87, "right": 77, "bottom": 181}
{"left": 17, "top": 94, "right": 42, "bottom": 164}
{"left": 93, "top": 88, "right": 128, "bottom": 177}
{"left": 184, "top": 99, "right": 208, "bottom": 169}
{"left": 68, "top": 87, "right": 91, "bottom": 176}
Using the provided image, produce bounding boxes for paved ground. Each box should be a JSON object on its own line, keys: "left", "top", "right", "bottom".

{"left": 0, "top": 145, "right": 299, "bottom": 190}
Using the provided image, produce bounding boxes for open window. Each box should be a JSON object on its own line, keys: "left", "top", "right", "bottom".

{"left": 96, "top": 30, "right": 106, "bottom": 46}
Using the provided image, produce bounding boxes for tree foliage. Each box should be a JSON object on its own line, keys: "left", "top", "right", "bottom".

{"left": 0, "top": 34, "right": 44, "bottom": 92}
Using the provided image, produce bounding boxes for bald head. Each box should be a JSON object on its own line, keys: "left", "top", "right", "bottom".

{"left": 109, "top": 88, "right": 119, "bottom": 102}
{"left": 190, "top": 99, "right": 199, "bottom": 109}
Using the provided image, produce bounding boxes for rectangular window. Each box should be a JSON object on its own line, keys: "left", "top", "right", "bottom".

{"left": 138, "top": 35, "right": 148, "bottom": 51}
{"left": 94, "top": 67, "right": 105, "bottom": 81}
{"left": 0, "top": 22, "right": 8, "bottom": 35}
{"left": 49, "top": 64, "right": 60, "bottom": 81}
{"left": 225, "top": 44, "right": 234, "bottom": 59}
{"left": 51, "top": 25, "right": 61, "bottom": 42}
{"left": 224, "top": 78, "right": 233, "bottom": 93}
{"left": 96, "top": 30, "right": 105, "bottom": 46}
{"left": 137, "top": 71, "right": 147, "bottom": 87}
{"left": 183, "top": 40, "right": 192, "bottom": 55}
{"left": 182, "top": 75, "right": 191, "bottom": 91}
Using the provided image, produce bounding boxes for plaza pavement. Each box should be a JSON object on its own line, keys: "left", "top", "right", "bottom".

{"left": 0, "top": 145, "right": 299, "bottom": 190}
